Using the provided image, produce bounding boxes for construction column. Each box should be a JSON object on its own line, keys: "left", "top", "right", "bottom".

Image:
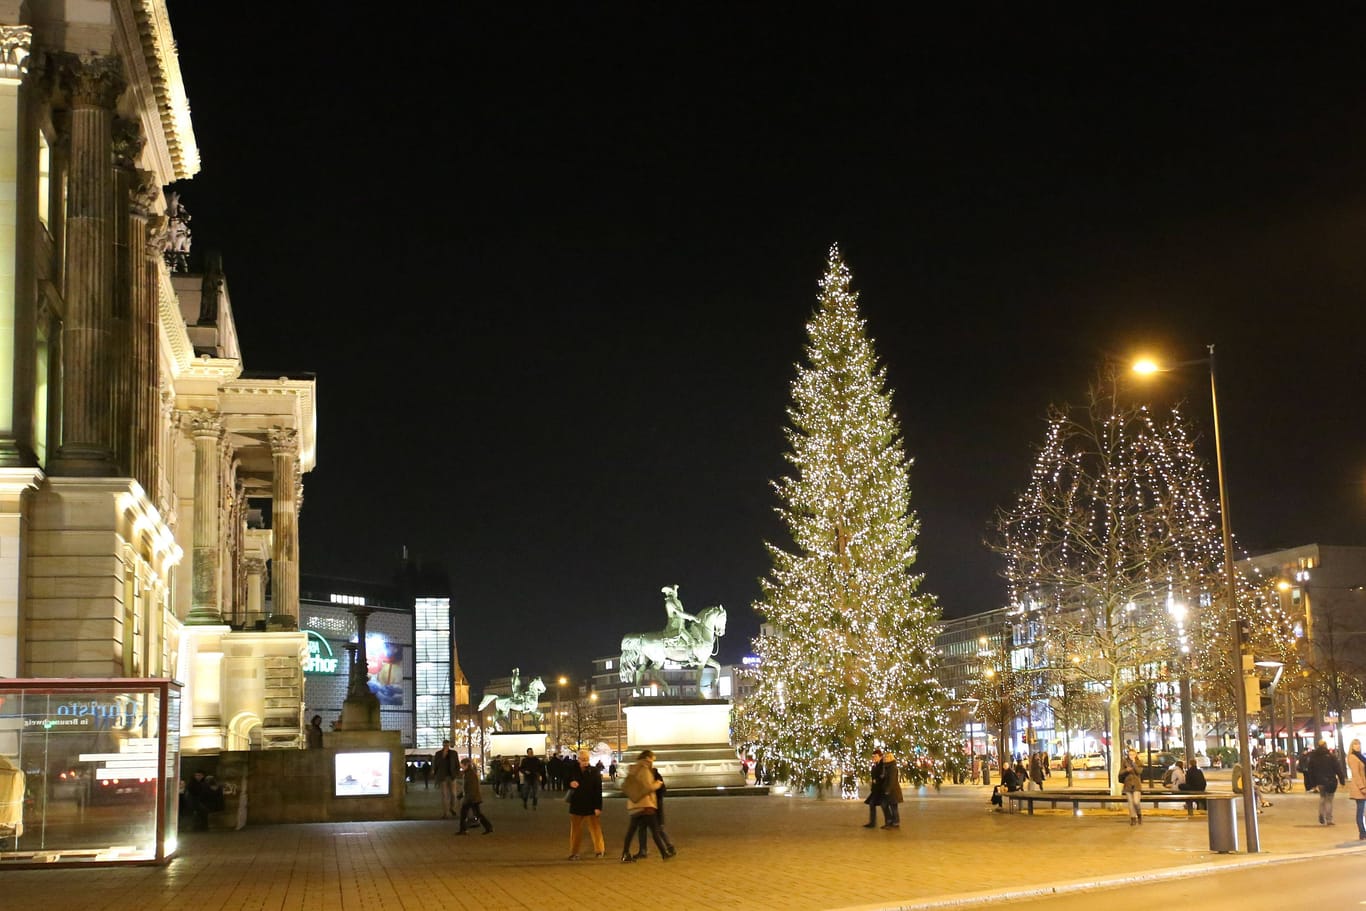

{"left": 187, "top": 413, "right": 224, "bottom": 624}
{"left": 52, "top": 54, "right": 124, "bottom": 475}
{"left": 269, "top": 427, "right": 299, "bottom": 628}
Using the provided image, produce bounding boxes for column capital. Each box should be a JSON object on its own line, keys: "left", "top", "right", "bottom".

{"left": 130, "top": 169, "right": 160, "bottom": 216}
{"left": 0, "top": 25, "right": 32, "bottom": 82}
{"left": 269, "top": 427, "right": 299, "bottom": 456}
{"left": 53, "top": 52, "right": 125, "bottom": 108}
{"left": 113, "top": 117, "right": 145, "bottom": 169}
{"left": 183, "top": 411, "right": 223, "bottom": 440}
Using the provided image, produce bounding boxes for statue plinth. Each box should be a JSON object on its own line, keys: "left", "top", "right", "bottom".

{"left": 624, "top": 699, "right": 744, "bottom": 790}
{"left": 486, "top": 731, "right": 549, "bottom": 760}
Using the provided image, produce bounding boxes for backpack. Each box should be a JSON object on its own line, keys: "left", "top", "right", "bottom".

{"left": 621, "top": 765, "right": 651, "bottom": 801}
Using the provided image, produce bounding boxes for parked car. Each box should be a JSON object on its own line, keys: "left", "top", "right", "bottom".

{"left": 1074, "top": 752, "right": 1108, "bottom": 770}
{"left": 1139, "top": 751, "right": 1178, "bottom": 782}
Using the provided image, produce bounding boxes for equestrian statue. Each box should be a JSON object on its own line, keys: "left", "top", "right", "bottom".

{"left": 477, "top": 668, "right": 547, "bottom": 730}
{"left": 619, "top": 585, "right": 727, "bottom": 694}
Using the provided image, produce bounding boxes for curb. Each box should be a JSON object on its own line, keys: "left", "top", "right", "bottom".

{"left": 827, "top": 842, "right": 1366, "bottom": 911}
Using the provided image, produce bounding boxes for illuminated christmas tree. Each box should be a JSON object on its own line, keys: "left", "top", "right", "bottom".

{"left": 735, "top": 245, "right": 959, "bottom": 795}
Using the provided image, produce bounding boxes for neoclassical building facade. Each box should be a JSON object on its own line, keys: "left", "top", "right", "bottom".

{"left": 0, "top": 0, "right": 315, "bottom": 753}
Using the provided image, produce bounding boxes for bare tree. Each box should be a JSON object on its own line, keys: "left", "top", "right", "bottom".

{"left": 967, "top": 630, "right": 1036, "bottom": 773}
{"left": 564, "top": 696, "right": 605, "bottom": 750}
{"left": 996, "top": 369, "right": 1236, "bottom": 793}
{"left": 1300, "top": 589, "right": 1366, "bottom": 753}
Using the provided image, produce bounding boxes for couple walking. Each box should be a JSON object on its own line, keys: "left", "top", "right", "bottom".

{"left": 565, "top": 747, "right": 677, "bottom": 861}
{"left": 862, "top": 748, "right": 903, "bottom": 829}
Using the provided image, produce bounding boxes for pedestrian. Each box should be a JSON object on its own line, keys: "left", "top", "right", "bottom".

{"left": 454, "top": 757, "right": 493, "bottom": 835}
{"left": 1120, "top": 748, "right": 1143, "bottom": 825}
{"left": 432, "top": 739, "right": 459, "bottom": 818}
{"left": 421, "top": 760, "right": 431, "bottom": 790}
{"left": 880, "top": 749, "right": 903, "bottom": 829}
{"left": 566, "top": 747, "right": 605, "bottom": 859}
{"left": 306, "top": 714, "right": 324, "bottom": 750}
{"left": 1163, "top": 760, "right": 1186, "bottom": 789}
{"left": 1028, "top": 752, "right": 1045, "bottom": 791}
{"left": 1346, "top": 738, "right": 1366, "bottom": 841}
{"left": 619, "top": 749, "right": 673, "bottom": 862}
{"left": 1307, "top": 739, "right": 1345, "bottom": 826}
{"left": 1178, "top": 762, "right": 1206, "bottom": 792}
{"left": 862, "top": 748, "right": 885, "bottom": 828}
{"left": 633, "top": 761, "right": 676, "bottom": 858}
{"left": 519, "top": 748, "right": 544, "bottom": 809}
{"left": 184, "top": 770, "right": 223, "bottom": 831}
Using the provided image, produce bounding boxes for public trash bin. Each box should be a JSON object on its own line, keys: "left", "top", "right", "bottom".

{"left": 1206, "top": 795, "right": 1238, "bottom": 853}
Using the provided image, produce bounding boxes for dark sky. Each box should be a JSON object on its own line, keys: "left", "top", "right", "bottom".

{"left": 164, "top": 6, "right": 1366, "bottom": 690}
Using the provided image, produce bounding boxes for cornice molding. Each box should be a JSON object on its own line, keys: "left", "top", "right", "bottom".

{"left": 117, "top": 0, "right": 199, "bottom": 180}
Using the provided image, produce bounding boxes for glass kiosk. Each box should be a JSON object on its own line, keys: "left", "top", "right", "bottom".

{"left": 0, "top": 679, "right": 181, "bottom": 867}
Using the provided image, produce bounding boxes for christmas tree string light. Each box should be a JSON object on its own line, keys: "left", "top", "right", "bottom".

{"left": 733, "top": 245, "right": 960, "bottom": 796}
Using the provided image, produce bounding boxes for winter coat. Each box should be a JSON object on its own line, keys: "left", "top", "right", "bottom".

{"left": 1347, "top": 751, "right": 1366, "bottom": 801}
{"left": 1120, "top": 756, "right": 1142, "bottom": 794}
{"left": 881, "top": 756, "right": 904, "bottom": 804}
{"left": 460, "top": 764, "right": 483, "bottom": 803}
{"left": 864, "top": 759, "right": 886, "bottom": 805}
{"left": 566, "top": 761, "right": 603, "bottom": 815}
{"left": 624, "top": 761, "right": 661, "bottom": 814}
{"left": 1308, "top": 747, "right": 1345, "bottom": 793}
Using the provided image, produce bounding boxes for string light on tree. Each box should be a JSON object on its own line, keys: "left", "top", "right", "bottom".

{"left": 733, "top": 244, "right": 960, "bottom": 797}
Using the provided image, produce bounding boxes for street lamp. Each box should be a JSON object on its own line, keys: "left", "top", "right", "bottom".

{"left": 555, "top": 675, "right": 568, "bottom": 750}
{"left": 1135, "top": 346, "right": 1260, "bottom": 853}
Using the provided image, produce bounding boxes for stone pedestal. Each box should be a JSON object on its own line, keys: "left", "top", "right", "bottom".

{"left": 486, "top": 731, "right": 548, "bottom": 762}
{"left": 624, "top": 699, "right": 745, "bottom": 789}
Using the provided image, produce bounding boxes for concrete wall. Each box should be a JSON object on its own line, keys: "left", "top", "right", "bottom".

{"left": 204, "top": 736, "right": 405, "bottom": 827}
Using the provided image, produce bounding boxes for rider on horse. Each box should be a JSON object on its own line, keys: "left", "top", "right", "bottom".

{"left": 661, "top": 585, "right": 699, "bottom": 649}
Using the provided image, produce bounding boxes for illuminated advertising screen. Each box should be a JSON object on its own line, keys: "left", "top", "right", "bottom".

{"left": 360, "top": 634, "right": 404, "bottom": 706}
{"left": 334, "top": 752, "right": 390, "bottom": 797}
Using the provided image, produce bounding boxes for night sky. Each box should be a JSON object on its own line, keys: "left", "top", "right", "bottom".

{"left": 164, "top": 6, "right": 1366, "bottom": 690}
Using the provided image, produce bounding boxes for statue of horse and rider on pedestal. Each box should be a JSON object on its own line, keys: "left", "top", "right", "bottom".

{"left": 619, "top": 585, "right": 727, "bottom": 694}
{"left": 477, "top": 668, "right": 547, "bottom": 730}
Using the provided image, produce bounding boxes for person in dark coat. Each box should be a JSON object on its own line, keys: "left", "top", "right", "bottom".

{"left": 566, "top": 748, "right": 605, "bottom": 859}
{"left": 1308, "top": 740, "right": 1346, "bottom": 826}
{"left": 862, "top": 748, "right": 886, "bottom": 828}
{"left": 455, "top": 757, "right": 493, "bottom": 834}
{"left": 432, "top": 740, "right": 459, "bottom": 817}
{"left": 880, "top": 750, "right": 904, "bottom": 829}
{"left": 633, "top": 764, "right": 676, "bottom": 857}
{"left": 519, "top": 748, "right": 544, "bottom": 809}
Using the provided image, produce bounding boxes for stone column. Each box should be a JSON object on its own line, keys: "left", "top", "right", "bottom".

{"left": 187, "top": 413, "right": 224, "bottom": 624}
{"left": 52, "top": 54, "right": 124, "bottom": 475}
{"left": 127, "top": 169, "right": 162, "bottom": 493}
{"left": 243, "top": 553, "right": 267, "bottom": 621}
{"left": 269, "top": 428, "right": 299, "bottom": 627}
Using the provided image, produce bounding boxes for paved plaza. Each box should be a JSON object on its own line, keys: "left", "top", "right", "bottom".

{"left": 5, "top": 779, "right": 1364, "bottom": 911}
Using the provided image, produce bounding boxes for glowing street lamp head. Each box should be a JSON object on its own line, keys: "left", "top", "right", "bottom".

{"left": 1132, "top": 357, "right": 1161, "bottom": 375}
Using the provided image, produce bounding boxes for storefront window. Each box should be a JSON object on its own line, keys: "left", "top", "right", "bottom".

{"left": 0, "top": 679, "right": 180, "bottom": 866}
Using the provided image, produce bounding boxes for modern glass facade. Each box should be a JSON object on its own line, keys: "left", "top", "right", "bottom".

{"left": 414, "top": 596, "right": 452, "bottom": 749}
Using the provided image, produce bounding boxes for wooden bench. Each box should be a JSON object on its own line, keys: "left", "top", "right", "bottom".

{"left": 1006, "top": 789, "right": 1213, "bottom": 816}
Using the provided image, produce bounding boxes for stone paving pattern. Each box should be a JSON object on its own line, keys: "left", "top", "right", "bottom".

{"left": 5, "top": 778, "right": 1364, "bottom": 911}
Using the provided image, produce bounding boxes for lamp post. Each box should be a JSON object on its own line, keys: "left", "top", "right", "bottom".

{"left": 555, "top": 675, "right": 568, "bottom": 750}
{"left": 1135, "top": 346, "right": 1260, "bottom": 852}
{"left": 1255, "top": 659, "right": 1285, "bottom": 758}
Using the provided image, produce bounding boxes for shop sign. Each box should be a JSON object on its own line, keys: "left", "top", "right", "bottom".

{"left": 305, "top": 630, "right": 340, "bottom": 675}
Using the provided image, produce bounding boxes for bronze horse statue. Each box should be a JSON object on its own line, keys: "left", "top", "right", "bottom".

{"left": 477, "top": 676, "right": 547, "bottom": 730}
{"left": 619, "top": 603, "right": 727, "bottom": 692}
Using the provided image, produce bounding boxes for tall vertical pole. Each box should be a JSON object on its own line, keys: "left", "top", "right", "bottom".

{"left": 1210, "top": 344, "right": 1259, "bottom": 853}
